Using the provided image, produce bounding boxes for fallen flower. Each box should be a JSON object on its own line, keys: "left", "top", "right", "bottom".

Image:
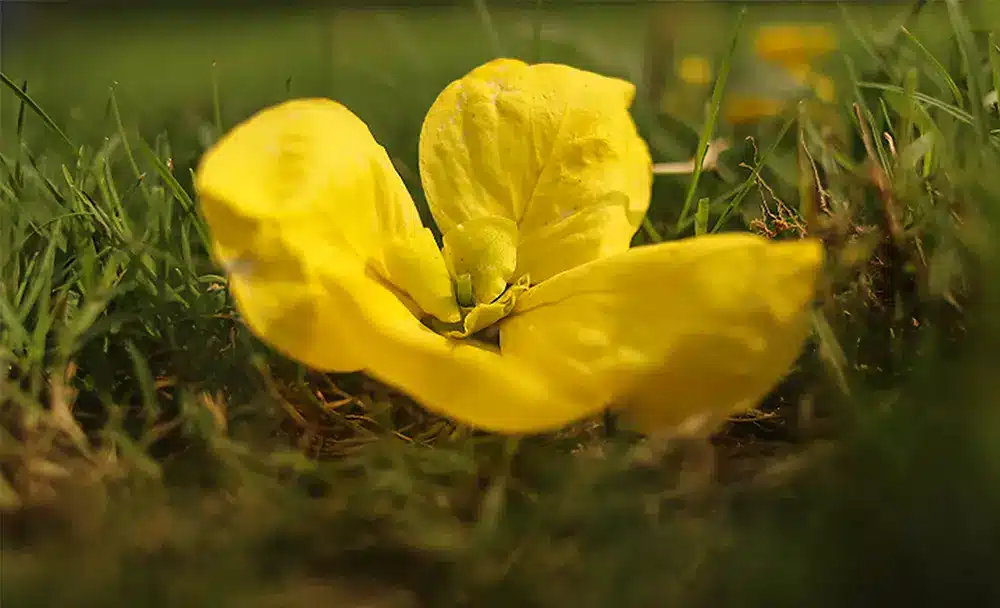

{"left": 195, "top": 58, "right": 823, "bottom": 436}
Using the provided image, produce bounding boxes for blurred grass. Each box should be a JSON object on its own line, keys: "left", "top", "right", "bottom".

{"left": 2, "top": 2, "right": 1000, "bottom": 606}
{"left": 1, "top": 4, "right": 962, "bottom": 153}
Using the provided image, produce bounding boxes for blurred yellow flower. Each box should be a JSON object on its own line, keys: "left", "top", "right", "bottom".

{"left": 195, "top": 58, "right": 823, "bottom": 435}
{"left": 719, "top": 24, "right": 838, "bottom": 125}
{"left": 754, "top": 23, "right": 838, "bottom": 68}
{"left": 678, "top": 55, "right": 713, "bottom": 86}
{"left": 786, "top": 62, "right": 813, "bottom": 85}
{"left": 723, "top": 96, "right": 787, "bottom": 125}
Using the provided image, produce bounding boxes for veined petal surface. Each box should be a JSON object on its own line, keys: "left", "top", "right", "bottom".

{"left": 195, "top": 98, "right": 461, "bottom": 371}
{"left": 499, "top": 234, "right": 824, "bottom": 434}
{"left": 419, "top": 59, "right": 652, "bottom": 285}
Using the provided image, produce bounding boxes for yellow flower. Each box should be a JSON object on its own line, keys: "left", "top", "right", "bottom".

{"left": 753, "top": 24, "right": 838, "bottom": 69}
{"left": 723, "top": 96, "right": 788, "bottom": 125}
{"left": 195, "top": 58, "right": 824, "bottom": 435}
{"left": 678, "top": 55, "right": 713, "bottom": 87}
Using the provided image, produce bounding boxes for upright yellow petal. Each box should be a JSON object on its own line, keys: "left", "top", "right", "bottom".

{"left": 499, "top": 234, "right": 824, "bottom": 434}
{"left": 195, "top": 98, "right": 460, "bottom": 327}
{"left": 514, "top": 193, "right": 635, "bottom": 283}
{"left": 419, "top": 59, "right": 652, "bottom": 285}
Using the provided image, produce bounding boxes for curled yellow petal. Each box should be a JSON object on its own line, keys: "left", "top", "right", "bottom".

{"left": 514, "top": 193, "right": 635, "bottom": 282}
{"left": 419, "top": 58, "right": 652, "bottom": 284}
{"left": 499, "top": 234, "right": 824, "bottom": 435}
{"left": 308, "top": 247, "right": 603, "bottom": 433}
{"left": 384, "top": 228, "right": 461, "bottom": 323}
{"left": 195, "top": 98, "right": 460, "bottom": 331}
{"left": 216, "top": 231, "right": 597, "bottom": 432}
{"left": 222, "top": 235, "right": 362, "bottom": 372}
{"left": 202, "top": 196, "right": 593, "bottom": 432}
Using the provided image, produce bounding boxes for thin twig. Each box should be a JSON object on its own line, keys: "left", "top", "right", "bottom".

{"left": 653, "top": 139, "right": 731, "bottom": 175}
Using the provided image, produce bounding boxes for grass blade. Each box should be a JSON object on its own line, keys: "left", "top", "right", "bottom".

{"left": 945, "top": 0, "right": 986, "bottom": 144}
{"left": 673, "top": 6, "right": 746, "bottom": 234}
{"left": 0, "top": 72, "right": 74, "bottom": 150}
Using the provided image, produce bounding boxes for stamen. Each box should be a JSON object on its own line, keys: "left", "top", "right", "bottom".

{"left": 455, "top": 273, "right": 476, "bottom": 307}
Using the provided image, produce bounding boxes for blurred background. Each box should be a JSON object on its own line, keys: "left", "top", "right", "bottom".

{"left": 4, "top": 2, "right": 983, "bottom": 144}
{"left": 4, "top": 1, "right": 985, "bottom": 230}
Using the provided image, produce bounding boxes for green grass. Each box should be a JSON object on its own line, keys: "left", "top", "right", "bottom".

{"left": 3, "top": 2, "right": 1000, "bottom": 606}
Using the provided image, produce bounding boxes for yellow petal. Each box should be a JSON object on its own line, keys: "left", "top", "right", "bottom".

{"left": 384, "top": 228, "right": 461, "bottom": 323}
{"left": 222, "top": 231, "right": 362, "bottom": 372}
{"left": 195, "top": 98, "right": 460, "bottom": 325}
{"left": 419, "top": 59, "right": 652, "bottom": 284}
{"left": 220, "top": 230, "right": 597, "bottom": 433}
{"left": 308, "top": 248, "right": 603, "bottom": 433}
{"left": 514, "top": 193, "right": 635, "bottom": 283}
{"left": 499, "top": 233, "right": 824, "bottom": 435}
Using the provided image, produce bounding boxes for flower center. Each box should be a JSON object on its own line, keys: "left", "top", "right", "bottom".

{"left": 423, "top": 273, "right": 531, "bottom": 343}
{"left": 441, "top": 215, "right": 519, "bottom": 306}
